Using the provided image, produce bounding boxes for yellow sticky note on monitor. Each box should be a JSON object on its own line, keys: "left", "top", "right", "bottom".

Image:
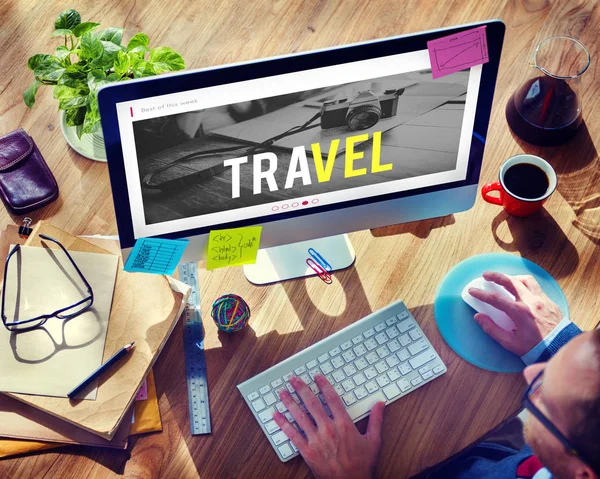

{"left": 206, "top": 226, "right": 262, "bottom": 270}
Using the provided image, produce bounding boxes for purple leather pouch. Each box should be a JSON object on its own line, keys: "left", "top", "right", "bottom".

{"left": 0, "top": 129, "right": 59, "bottom": 215}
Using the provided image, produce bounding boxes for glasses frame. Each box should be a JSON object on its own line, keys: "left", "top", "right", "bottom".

{"left": 523, "top": 369, "right": 595, "bottom": 471}
{"left": 1, "top": 234, "right": 94, "bottom": 332}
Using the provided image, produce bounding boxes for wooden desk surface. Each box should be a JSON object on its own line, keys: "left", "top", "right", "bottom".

{"left": 1, "top": 0, "right": 599, "bottom": 477}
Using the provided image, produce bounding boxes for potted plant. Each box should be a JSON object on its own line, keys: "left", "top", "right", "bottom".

{"left": 23, "top": 9, "right": 185, "bottom": 161}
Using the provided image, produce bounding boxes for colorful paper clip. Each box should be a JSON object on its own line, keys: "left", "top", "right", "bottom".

{"left": 306, "top": 258, "right": 332, "bottom": 284}
{"left": 308, "top": 248, "right": 332, "bottom": 272}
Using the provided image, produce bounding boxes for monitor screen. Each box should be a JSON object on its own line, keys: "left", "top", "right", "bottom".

{"left": 115, "top": 50, "right": 480, "bottom": 240}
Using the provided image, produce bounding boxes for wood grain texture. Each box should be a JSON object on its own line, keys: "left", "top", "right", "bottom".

{"left": 1, "top": 0, "right": 600, "bottom": 477}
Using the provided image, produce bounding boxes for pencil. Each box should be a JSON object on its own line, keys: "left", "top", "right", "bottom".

{"left": 68, "top": 342, "right": 135, "bottom": 399}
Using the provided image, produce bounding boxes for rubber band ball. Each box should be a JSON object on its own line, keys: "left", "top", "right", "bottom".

{"left": 211, "top": 294, "right": 251, "bottom": 333}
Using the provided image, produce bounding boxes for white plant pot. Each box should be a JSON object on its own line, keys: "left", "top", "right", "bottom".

{"left": 60, "top": 111, "right": 107, "bottom": 162}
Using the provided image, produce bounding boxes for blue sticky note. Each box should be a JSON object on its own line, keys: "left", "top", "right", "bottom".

{"left": 124, "top": 238, "right": 189, "bottom": 275}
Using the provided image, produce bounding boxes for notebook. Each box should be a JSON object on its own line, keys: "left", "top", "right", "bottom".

{"left": 2, "top": 222, "right": 190, "bottom": 440}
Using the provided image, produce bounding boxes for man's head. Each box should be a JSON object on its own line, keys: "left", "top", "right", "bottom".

{"left": 523, "top": 329, "right": 600, "bottom": 479}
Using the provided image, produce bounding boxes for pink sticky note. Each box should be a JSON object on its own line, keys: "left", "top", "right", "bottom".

{"left": 135, "top": 379, "right": 148, "bottom": 401}
{"left": 427, "top": 26, "right": 489, "bottom": 79}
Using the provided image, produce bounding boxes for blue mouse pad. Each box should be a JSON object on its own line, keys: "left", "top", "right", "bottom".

{"left": 434, "top": 253, "right": 569, "bottom": 373}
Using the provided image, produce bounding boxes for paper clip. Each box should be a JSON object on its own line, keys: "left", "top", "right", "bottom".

{"left": 18, "top": 217, "right": 33, "bottom": 237}
{"left": 308, "top": 248, "right": 332, "bottom": 272}
{"left": 306, "top": 258, "right": 332, "bottom": 284}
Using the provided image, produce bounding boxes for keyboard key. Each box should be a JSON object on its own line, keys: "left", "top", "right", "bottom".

{"left": 248, "top": 391, "right": 260, "bottom": 401}
{"left": 409, "top": 329, "right": 423, "bottom": 340}
{"left": 364, "top": 328, "right": 376, "bottom": 339}
{"left": 275, "top": 386, "right": 286, "bottom": 397}
{"left": 433, "top": 365, "right": 445, "bottom": 374}
{"left": 365, "top": 338, "right": 378, "bottom": 351}
{"left": 342, "top": 379, "right": 356, "bottom": 392}
{"left": 354, "top": 357, "right": 368, "bottom": 370}
{"left": 325, "top": 374, "right": 335, "bottom": 385}
{"left": 306, "top": 359, "right": 318, "bottom": 370}
{"left": 365, "top": 381, "right": 379, "bottom": 393}
{"left": 398, "top": 378, "right": 411, "bottom": 392}
{"left": 387, "top": 368, "right": 401, "bottom": 382}
{"left": 343, "top": 364, "right": 357, "bottom": 376}
{"left": 375, "top": 361, "right": 388, "bottom": 374}
{"left": 332, "top": 356, "right": 345, "bottom": 369}
{"left": 383, "top": 383, "right": 401, "bottom": 400}
{"left": 355, "top": 386, "right": 368, "bottom": 400}
{"left": 386, "top": 355, "right": 400, "bottom": 368}
{"left": 352, "top": 335, "right": 364, "bottom": 345}
{"left": 411, "top": 377, "right": 424, "bottom": 386}
{"left": 276, "top": 402, "right": 287, "bottom": 413}
{"left": 278, "top": 443, "right": 294, "bottom": 459}
{"left": 409, "top": 350, "right": 437, "bottom": 369}
{"left": 399, "top": 334, "right": 411, "bottom": 346}
{"left": 294, "top": 365, "right": 307, "bottom": 375}
{"left": 376, "top": 345, "right": 391, "bottom": 359}
{"left": 329, "top": 346, "right": 341, "bottom": 357}
{"left": 399, "top": 363, "right": 412, "bottom": 375}
{"left": 332, "top": 370, "right": 346, "bottom": 383}
{"left": 284, "top": 412, "right": 294, "bottom": 422}
{"left": 309, "top": 368, "right": 320, "bottom": 381}
{"left": 376, "top": 375, "right": 390, "bottom": 387}
{"left": 375, "top": 333, "right": 388, "bottom": 345}
{"left": 353, "top": 344, "right": 367, "bottom": 356}
{"left": 283, "top": 372, "right": 293, "bottom": 381}
{"left": 286, "top": 383, "right": 295, "bottom": 393}
{"left": 366, "top": 352, "right": 379, "bottom": 364}
{"left": 422, "top": 370, "right": 433, "bottom": 380}
{"left": 386, "top": 316, "right": 399, "bottom": 326}
{"left": 388, "top": 339, "right": 401, "bottom": 352}
{"left": 252, "top": 398, "right": 266, "bottom": 412}
{"left": 343, "top": 392, "right": 357, "bottom": 406}
{"left": 259, "top": 407, "right": 276, "bottom": 423}
{"left": 419, "top": 365, "right": 433, "bottom": 374}
{"left": 397, "top": 311, "right": 409, "bottom": 320}
{"left": 272, "top": 430, "right": 289, "bottom": 446}
{"left": 397, "top": 349, "right": 410, "bottom": 361}
{"left": 346, "top": 390, "right": 386, "bottom": 419}
{"left": 364, "top": 366, "right": 378, "bottom": 379}
{"left": 259, "top": 385, "right": 271, "bottom": 395}
{"left": 341, "top": 341, "right": 353, "bottom": 351}
{"left": 408, "top": 339, "right": 429, "bottom": 356}
{"left": 334, "top": 384, "right": 344, "bottom": 396}
{"left": 375, "top": 322, "right": 386, "bottom": 332}
{"left": 318, "top": 354, "right": 329, "bottom": 364}
{"left": 264, "top": 393, "right": 277, "bottom": 406}
{"left": 397, "top": 319, "right": 415, "bottom": 333}
{"left": 271, "top": 378, "right": 284, "bottom": 389}
{"left": 300, "top": 373, "right": 312, "bottom": 385}
{"left": 342, "top": 350, "right": 356, "bottom": 362}
{"left": 309, "top": 383, "right": 320, "bottom": 394}
{"left": 320, "top": 361, "right": 334, "bottom": 375}
{"left": 386, "top": 328, "right": 400, "bottom": 339}
{"left": 353, "top": 372, "right": 366, "bottom": 386}
{"left": 265, "top": 420, "right": 281, "bottom": 434}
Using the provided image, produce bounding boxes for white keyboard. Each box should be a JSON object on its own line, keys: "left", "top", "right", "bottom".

{"left": 237, "top": 299, "right": 447, "bottom": 462}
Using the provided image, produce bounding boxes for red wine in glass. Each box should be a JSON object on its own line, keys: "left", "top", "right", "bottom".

{"left": 506, "top": 75, "right": 582, "bottom": 146}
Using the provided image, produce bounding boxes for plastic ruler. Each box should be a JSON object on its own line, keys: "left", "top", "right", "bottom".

{"left": 178, "top": 262, "right": 212, "bottom": 435}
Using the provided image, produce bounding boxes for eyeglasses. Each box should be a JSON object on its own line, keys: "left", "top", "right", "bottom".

{"left": 1, "top": 234, "right": 94, "bottom": 332}
{"left": 523, "top": 369, "right": 595, "bottom": 471}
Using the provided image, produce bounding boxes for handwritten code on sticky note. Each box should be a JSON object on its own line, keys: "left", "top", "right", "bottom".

{"left": 427, "top": 26, "right": 489, "bottom": 79}
{"left": 135, "top": 379, "right": 148, "bottom": 401}
{"left": 124, "top": 238, "right": 189, "bottom": 275}
{"left": 207, "top": 226, "right": 262, "bottom": 270}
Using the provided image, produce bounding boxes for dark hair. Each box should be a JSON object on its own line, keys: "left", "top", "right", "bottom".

{"left": 569, "top": 329, "right": 600, "bottom": 474}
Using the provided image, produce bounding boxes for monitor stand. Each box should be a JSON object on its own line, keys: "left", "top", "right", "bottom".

{"left": 243, "top": 234, "right": 356, "bottom": 285}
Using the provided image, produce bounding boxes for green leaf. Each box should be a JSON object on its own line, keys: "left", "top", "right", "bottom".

{"left": 58, "top": 95, "right": 88, "bottom": 110}
{"left": 127, "top": 45, "right": 149, "bottom": 59}
{"left": 148, "top": 47, "right": 185, "bottom": 73}
{"left": 113, "top": 50, "right": 130, "bottom": 77}
{"left": 127, "top": 33, "right": 149, "bottom": 52}
{"left": 98, "top": 27, "right": 123, "bottom": 45}
{"left": 65, "top": 106, "right": 86, "bottom": 126}
{"left": 34, "top": 56, "right": 65, "bottom": 82}
{"left": 51, "top": 29, "right": 73, "bottom": 37}
{"left": 27, "top": 53, "right": 53, "bottom": 70}
{"left": 131, "top": 58, "right": 156, "bottom": 78}
{"left": 54, "top": 9, "right": 81, "bottom": 30}
{"left": 93, "top": 40, "right": 122, "bottom": 68}
{"left": 55, "top": 45, "right": 71, "bottom": 61}
{"left": 80, "top": 32, "right": 104, "bottom": 60}
{"left": 82, "top": 93, "right": 101, "bottom": 135}
{"left": 57, "top": 66, "right": 88, "bottom": 89}
{"left": 23, "top": 80, "right": 41, "bottom": 108}
{"left": 72, "top": 22, "right": 100, "bottom": 38}
{"left": 107, "top": 73, "right": 121, "bottom": 81}
{"left": 53, "top": 83, "right": 88, "bottom": 100}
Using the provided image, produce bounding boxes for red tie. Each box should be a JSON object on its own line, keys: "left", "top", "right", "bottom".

{"left": 516, "top": 455, "right": 544, "bottom": 478}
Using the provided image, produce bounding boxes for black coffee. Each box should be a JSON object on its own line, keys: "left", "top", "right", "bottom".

{"left": 504, "top": 163, "right": 549, "bottom": 199}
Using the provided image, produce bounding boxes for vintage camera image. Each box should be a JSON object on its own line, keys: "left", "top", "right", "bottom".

{"left": 133, "top": 68, "right": 469, "bottom": 225}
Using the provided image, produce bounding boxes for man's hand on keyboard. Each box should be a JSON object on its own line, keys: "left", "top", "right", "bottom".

{"left": 272, "top": 374, "right": 385, "bottom": 479}
{"left": 468, "top": 271, "right": 563, "bottom": 356}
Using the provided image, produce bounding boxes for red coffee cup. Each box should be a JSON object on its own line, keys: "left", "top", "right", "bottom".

{"left": 481, "top": 154, "right": 557, "bottom": 217}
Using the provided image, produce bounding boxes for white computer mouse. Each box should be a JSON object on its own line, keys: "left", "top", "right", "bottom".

{"left": 461, "top": 277, "right": 516, "bottom": 330}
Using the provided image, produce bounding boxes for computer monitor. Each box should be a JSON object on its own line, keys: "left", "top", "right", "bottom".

{"left": 99, "top": 20, "right": 504, "bottom": 283}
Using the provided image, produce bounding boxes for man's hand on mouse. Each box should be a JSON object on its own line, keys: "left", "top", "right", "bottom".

{"left": 272, "top": 374, "right": 385, "bottom": 479}
{"left": 468, "top": 271, "right": 563, "bottom": 356}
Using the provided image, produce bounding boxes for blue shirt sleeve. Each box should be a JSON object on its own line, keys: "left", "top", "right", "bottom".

{"left": 520, "top": 319, "right": 582, "bottom": 365}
